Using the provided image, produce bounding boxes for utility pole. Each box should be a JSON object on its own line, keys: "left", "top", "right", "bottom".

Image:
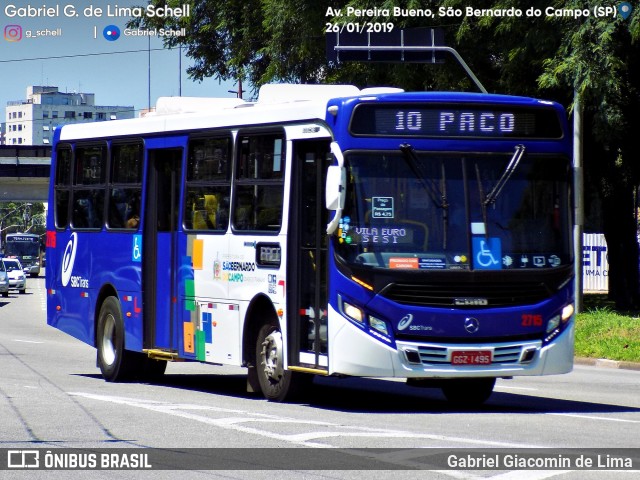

{"left": 228, "top": 78, "right": 245, "bottom": 99}
{"left": 573, "top": 89, "right": 584, "bottom": 312}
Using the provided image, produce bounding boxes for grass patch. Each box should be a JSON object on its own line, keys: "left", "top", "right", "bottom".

{"left": 576, "top": 295, "right": 640, "bottom": 362}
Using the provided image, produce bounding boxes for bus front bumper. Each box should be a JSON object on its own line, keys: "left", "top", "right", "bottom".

{"left": 328, "top": 306, "right": 575, "bottom": 379}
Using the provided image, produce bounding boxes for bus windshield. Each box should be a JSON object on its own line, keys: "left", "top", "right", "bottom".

{"left": 6, "top": 237, "right": 40, "bottom": 258}
{"left": 335, "top": 151, "right": 572, "bottom": 271}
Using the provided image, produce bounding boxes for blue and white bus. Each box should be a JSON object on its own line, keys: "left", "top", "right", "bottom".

{"left": 46, "top": 84, "right": 574, "bottom": 404}
{"left": 5, "top": 232, "right": 42, "bottom": 277}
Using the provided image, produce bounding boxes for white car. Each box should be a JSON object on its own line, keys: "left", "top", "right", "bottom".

{"left": 0, "top": 260, "right": 8, "bottom": 298}
{"left": 2, "top": 258, "right": 26, "bottom": 294}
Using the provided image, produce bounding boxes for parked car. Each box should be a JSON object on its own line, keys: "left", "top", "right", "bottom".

{"left": 0, "top": 260, "right": 8, "bottom": 297}
{"left": 2, "top": 258, "right": 26, "bottom": 294}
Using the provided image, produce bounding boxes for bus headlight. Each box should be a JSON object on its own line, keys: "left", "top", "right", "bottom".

{"left": 545, "top": 303, "right": 574, "bottom": 344}
{"left": 547, "top": 315, "right": 560, "bottom": 333}
{"left": 342, "top": 300, "right": 364, "bottom": 324}
{"left": 369, "top": 315, "right": 389, "bottom": 336}
{"left": 561, "top": 304, "right": 574, "bottom": 322}
{"left": 547, "top": 304, "right": 574, "bottom": 333}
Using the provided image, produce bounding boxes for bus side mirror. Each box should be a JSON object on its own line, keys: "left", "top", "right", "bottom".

{"left": 325, "top": 165, "right": 346, "bottom": 211}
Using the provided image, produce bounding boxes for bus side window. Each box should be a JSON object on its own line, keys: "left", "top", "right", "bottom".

{"left": 184, "top": 136, "right": 231, "bottom": 232}
{"left": 72, "top": 144, "right": 107, "bottom": 230}
{"left": 233, "top": 133, "right": 285, "bottom": 232}
{"left": 54, "top": 145, "right": 72, "bottom": 229}
{"left": 108, "top": 143, "right": 143, "bottom": 230}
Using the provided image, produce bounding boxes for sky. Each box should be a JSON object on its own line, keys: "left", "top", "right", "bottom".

{"left": 0, "top": 0, "right": 237, "bottom": 121}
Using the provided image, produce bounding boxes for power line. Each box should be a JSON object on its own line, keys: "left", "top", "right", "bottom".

{"left": 0, "top": 47, "right": 177, "bottom": 64}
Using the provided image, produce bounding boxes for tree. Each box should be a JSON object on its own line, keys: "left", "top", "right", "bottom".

{"left": 0, "top": 202, "right": 45, "bottom": 250}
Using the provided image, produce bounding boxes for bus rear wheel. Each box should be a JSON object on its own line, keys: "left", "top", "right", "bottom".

{"left": 96, "top": 296, "right": 139, "bottom": 382}
{"left": 255, "top": 323, "right": 310, "bottom": 402}
{"left": 441, "top": 378, "right": 496, "bottom": 406}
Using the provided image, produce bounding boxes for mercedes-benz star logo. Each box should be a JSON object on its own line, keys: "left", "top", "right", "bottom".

{"left": 464, "top": 317, "right": 480, "bottom": 334}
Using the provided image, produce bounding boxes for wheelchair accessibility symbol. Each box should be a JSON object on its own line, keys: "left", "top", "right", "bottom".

{"left": 132, "top": 235, "right": 142, "bottom": 262}
{"left": 472, "top": 237, "right": 502, "bottom": 270}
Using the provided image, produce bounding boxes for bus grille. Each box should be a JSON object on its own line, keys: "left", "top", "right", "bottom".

{"left": 381, "top": 282, "right": 551, "bottom": 308}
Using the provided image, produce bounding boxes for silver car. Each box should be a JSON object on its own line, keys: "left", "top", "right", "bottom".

{"left": 2, "top": 258, "right": 26, "bottom": 294}
{"left": 0, "top": 260, "right": 8, "bottom": 297}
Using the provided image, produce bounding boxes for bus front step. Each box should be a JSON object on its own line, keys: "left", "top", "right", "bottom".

{"left": 143, "top": 349, "right": 183, "bottom": 362}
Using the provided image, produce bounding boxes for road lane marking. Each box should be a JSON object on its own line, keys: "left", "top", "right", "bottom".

{"left": 12, "top": 339, "right": 44, "bottom": 344}
{"left": 548, "top": 413, "right": 640, "bottom": 424}
{"left": 68, "top": 392, "right": 544, "bottom": 448}
{"left": 494, "top": 385, "right": 538, "bottom": 391}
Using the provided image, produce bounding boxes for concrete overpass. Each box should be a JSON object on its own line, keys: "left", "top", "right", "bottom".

{"left": 0, "top": 146, "right": 51, "bottom": 202}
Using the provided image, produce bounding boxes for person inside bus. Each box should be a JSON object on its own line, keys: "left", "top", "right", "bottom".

{"left": 126, "top": 213, "right": 140, "bottom": 229}
{"left": 126, "top": 195, "right": 141, "bottom": 229}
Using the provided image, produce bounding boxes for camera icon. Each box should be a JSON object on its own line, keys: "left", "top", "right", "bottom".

{"left": 4, "top": 24, "right": 23, "bottom": 42}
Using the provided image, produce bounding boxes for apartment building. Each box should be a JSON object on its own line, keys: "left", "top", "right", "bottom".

{"left": 5, "top": 86, "right": 135, "bottom": 146}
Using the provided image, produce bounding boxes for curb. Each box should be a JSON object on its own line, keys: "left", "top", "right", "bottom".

{"left": 574, "top": 357, "right": 640, "bottom": 371}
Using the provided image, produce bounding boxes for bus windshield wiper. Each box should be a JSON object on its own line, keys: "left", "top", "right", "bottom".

{"left": 475, "top": 144, "right": 525, "bottom": 236}
{"left": 483, "top": 144, "right": 526, "bottom": 206}
{"left": 399, "top": 143, "right": 449, "bottom": 248}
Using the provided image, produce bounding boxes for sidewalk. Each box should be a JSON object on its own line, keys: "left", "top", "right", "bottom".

{"left": 574, "top": 357, "right": 640, "bottom": 371}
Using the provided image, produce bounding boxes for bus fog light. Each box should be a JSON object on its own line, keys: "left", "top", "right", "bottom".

{"left": 369, "top": 316, "right": 389, "bottom": 336}
{"left": 546, "top": 315, "right": 560, "bottom": 333}
{"left": 343, "top": 301, "right": 364, "bottom": 323}
{"left": 404, "top": 349, "right": 421, "bottom": 364}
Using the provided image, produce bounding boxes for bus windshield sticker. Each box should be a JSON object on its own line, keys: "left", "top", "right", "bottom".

{"left": 371, "top": 197, "right": 394, "bottom": 219}
{"left": 418, "top": 257, "right": 446, "bottom": 269}
{"left": 389, "top": 258, "right": 419, "bottom": 269}
{"left": 472, "top": 237, "right": 502, "bottom": 270}
{"left": 338, "top": 216, "right": 352, "bottom": 244}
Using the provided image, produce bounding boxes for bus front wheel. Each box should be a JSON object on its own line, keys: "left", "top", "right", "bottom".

{"left": 255, "top": 323, "right": 310, "bottom": 402}
{"left": 97, "top": 296, "right": 138, "bottom": 382}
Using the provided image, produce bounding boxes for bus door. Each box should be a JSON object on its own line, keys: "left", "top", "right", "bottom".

{"left": 143, "top": 148, "right": 183, "bottom": 351}
{"left": 287, "top": 140, "right": 331, "bottom": 371}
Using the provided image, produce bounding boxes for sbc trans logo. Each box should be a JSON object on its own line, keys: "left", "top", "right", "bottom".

{"left": 4, "top": 24, "right": 22, "bottom": 42}
{"left": 61, "top": 233, "right": 78, "bottom": 287}
{"left": 397, "top": 314, "right": 413, "bottom": 331}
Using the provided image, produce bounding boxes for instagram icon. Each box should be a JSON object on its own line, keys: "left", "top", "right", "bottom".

{"left": 4, "top": 24, "right": 22, "bottom": 42}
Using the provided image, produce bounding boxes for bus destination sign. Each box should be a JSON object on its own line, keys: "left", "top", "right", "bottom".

{"left": 350, "top": 104, "right": 563, "bottom": 139}
{"left": 7, "top": 235, "right": 39, "bottom": 243}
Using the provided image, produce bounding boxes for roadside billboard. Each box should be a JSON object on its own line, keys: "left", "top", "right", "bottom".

{"left": 583, "top": 233, "right": 609, "bottom": 292}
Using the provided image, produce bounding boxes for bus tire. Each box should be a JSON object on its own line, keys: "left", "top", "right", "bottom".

{"left": 441, "top": 378, "right": 495, "bottom": 406}
{"left": 255, "top": 323, "right": 310, "bottom": 402}
{"left": 96, "top": 296, "right": 138, "bottom": 382}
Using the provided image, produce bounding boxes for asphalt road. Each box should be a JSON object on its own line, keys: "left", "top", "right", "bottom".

{"left": 1, "top": 273, "right": 639, "bottom": 479}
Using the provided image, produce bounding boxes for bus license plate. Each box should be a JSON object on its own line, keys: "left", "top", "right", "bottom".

{"left": 451, "top": 350, "right": 492, "bottom": 365}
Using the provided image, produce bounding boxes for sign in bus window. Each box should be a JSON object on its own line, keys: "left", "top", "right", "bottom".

{"left": 188, "top": 137, "right": 231, "bottom": 182}
{"left": 75, "top": 145, "right": 106, "bottom": 184}
{"left": 256, "top": 242, "right": 282, "bottom": 268}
